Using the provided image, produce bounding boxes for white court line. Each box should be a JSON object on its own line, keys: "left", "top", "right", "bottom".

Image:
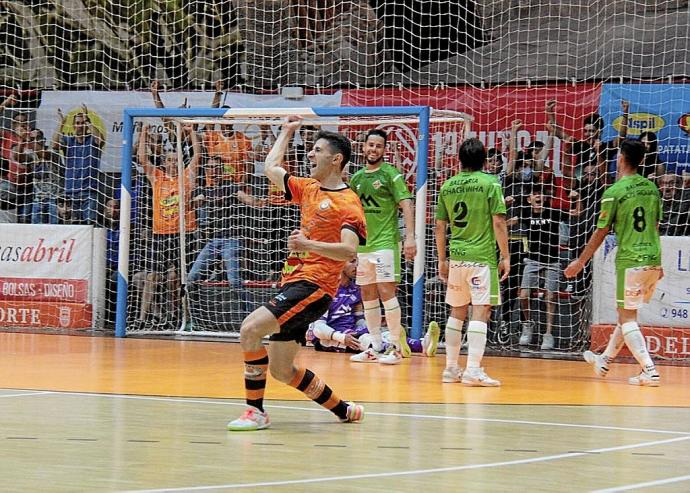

{"left": 592, "top": 473, "right": 690, "bottom": 492}
{"left": 16, "top": 390, "right": 690, "bottom": 437}
{"left": 124, "top": 436, "right": 690, "bottom": 493}
{"left": 0, "top": 391, "right": 52, "bottom": 398}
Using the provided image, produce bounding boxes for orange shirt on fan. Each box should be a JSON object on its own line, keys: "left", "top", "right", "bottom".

{"left": 203, "top": 130, "right": 252, "bottom": 184}
{"left": 281, "top": 175, "right": 366, "bottom": 297}
{"left": 151, "top": 167, "right": 197, "bottom": 235}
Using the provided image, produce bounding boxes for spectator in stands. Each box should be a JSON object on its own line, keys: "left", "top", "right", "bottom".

{"left": 504, "top": 119, "right": 543, "bottom": 213}
{"left": 187, "top": 155, "right": 265, "bottom": 287}
{"left": 511, "top": 186, "right": 576, "bottom": 350}
{"left": 0, "top": 103, "right": 29, "bottom": 223}
{"left": 204, "top": 123, "right": 254, "bottom": 184}
{"left": 26, "top": 129, "right": 62, "bottom": 224}
{"left": 658, "top": 173, "right": 690, "bottom": 236}
{"left": 567, "top": 163, "right": 604, "bottom": 294}
{"left": 7, "top": 125, "right": 34, "bottom": 223}
{"left": 639, "top": 131, "right": 665, "bottom": 178}
{"left": 0, "top": 96, "right": 25, "bottom": 173}
{"left": 252, "top": 126, "right": 276, "bottom": 176}
{"left": 52, "top": 105, "right": 105, "bottom": 224}
{"left": 485, "top": 147, "right": 505, "bottom": 184}
{"left": 136, "top": 123, "right": 201, "bottom": 326}
{"left": 550, "top": 100, "right": 628, "bottom": 179}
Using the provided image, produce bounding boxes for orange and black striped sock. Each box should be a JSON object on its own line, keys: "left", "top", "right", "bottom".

{"left": 243, "top": 347, "right": 269, "bottom": 412}
{"left": 289, "top": 368, "right": 348, "bottom": 420}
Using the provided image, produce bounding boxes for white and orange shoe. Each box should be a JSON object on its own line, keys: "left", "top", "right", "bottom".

{"left": 227, "top": 406, "right": 271, "bottom": 431}
{"left": 340, "top": 402, "right": 364, "bottom": 423}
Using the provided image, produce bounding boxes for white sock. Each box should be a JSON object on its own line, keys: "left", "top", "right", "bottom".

{"left": 602, "top": 324, "right": 624, "bottom": 364}
{"left": 621, "top": 321, "right": 657, "bottom": 375}
{"left": 466, "top": 320, "right": 488, "bottom": 369}
{"left": 445, "top": 317, "right": 463, "bottom": 369}
{"left": 363, "top": 299, "right": 383, "bottom": 351}
{"left": 383, "top": 298, "right": 402, "bottom": 350}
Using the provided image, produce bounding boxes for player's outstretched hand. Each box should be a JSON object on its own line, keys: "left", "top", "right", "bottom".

{"left": 403, "top": 236, "right": 417, "bottom": 261}
{"left": 344, "top": 333, "right": 362, "bottom": 351}
{"left": 564, "top": 259, "right": 584, "bottom": 278}
{"left": 287, "top": 229, "right": 309, "bottom": 253}
{"left": 438, "top": 259, "right": 449, "bottom": 284}
{"left": 499, "top": 257, "right": 510, "bottom": 282}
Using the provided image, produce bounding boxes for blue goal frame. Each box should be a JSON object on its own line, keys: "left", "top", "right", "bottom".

{"left": 115, "top": 106, "right": 431, "bottom": 339}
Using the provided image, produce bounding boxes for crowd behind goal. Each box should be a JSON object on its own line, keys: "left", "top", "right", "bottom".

{"left": 0, "top": 85, "right": 689, "bottom": 356}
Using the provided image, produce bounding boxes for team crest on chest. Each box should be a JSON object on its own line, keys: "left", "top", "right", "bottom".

{"left": 372, "top": 180, "right": 382, "bottom": 190}
{"left": 319, "top": 199, "right": 331, "bottom": 210}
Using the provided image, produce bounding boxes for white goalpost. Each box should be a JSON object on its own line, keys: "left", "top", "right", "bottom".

{"left": 115, "top": 106, "right": 470, "bottom": 340}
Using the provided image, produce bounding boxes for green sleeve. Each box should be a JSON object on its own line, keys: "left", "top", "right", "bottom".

{"left": 389, "top": 168, "right": 414, "bottom": 204}
{"left": 436, "top": 188, "right": 449, "bottom": 221}
{"left": 596, "top": 189, "right": 617, "bottom": 229}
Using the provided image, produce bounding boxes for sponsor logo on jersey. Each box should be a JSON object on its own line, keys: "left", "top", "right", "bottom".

{"left": 360, "top": 195, "right": 380, "bottom": 208}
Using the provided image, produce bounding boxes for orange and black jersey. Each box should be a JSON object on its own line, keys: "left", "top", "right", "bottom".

{"left": 281, "top": 174, "right": 366, "bottom": 297}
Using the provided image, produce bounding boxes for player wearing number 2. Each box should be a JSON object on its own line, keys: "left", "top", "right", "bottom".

{"left": 435, "top": 138, "right": 510, "bottom": 386}
{"left": 565, "top": 139, "right": 662, "bottom": 386}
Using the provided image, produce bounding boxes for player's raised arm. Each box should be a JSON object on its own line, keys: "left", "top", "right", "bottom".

{"left": 265, "top": 115, "right": 303, "bottom": 191}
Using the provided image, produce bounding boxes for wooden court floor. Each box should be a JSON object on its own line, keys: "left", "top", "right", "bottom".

{"left": 1, "top": 332, "right": 690, "bottom": 492}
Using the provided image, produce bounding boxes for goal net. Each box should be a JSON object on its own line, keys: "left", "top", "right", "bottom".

{"left": 117, "top": 106, "right": 469, "bottom": 340}
{"left": 2, "top": 1, "right": 689, "bottom": 361}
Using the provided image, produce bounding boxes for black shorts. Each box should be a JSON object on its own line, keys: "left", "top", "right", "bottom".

{"left": 265, "top": 281, "right": 332, "bottom": 345}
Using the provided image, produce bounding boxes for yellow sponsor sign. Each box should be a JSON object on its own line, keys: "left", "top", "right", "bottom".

{"left": 613, "top": 113, "right": 665, "bottom": 136}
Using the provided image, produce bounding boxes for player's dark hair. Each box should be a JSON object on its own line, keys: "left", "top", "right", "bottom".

{"left": 458, "top": 138, "right": 486, "bottom": 171}
{"left": 365, "top": 128, "right": 388, "bottom": 144}
{"left": 619, "top": 139, "right": 645, "bottom": 170}
{"left": 314, "top": 130, "right": 352, "bottom": 169}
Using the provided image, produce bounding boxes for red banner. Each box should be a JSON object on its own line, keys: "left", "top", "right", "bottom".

{"left": 0, "top": 278, "right": 88, "bottom": 303}
{"left": 0, "top": 301, "right": 92, "bottom": 329}
{"left": 343, "top": 84, "right": 603, "bottom": 175}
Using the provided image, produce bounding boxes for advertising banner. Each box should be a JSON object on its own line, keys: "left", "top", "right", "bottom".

{"left": 592, "top": 235, "right": 690, "bottom": 328}
{"left": 36, "top": 91, "right": 343, "bottom": 172}
{"left": 0, "top": 224, "right": 103, "bottom": 329}
{"left": 600, "top": 83, "right": 690, "bottom": 174}
{"left": 342, "top": 84, "right": 603, "bottom": 176}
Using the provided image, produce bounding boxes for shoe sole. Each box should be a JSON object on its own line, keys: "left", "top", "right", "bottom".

{"left": 628, "top": 378, "right": 660, "bottom": 387}
{"left": 426, "top": 322, "right": 440, "bottom": 357}
{"left": 350, "top": 357, "right": 379, "bottom": 363}
{"left": 461, "top": 378, "right": 501, "bottom": 387}
{"left": 442, "top": 377, "right": 461, "bottom": 383}
{"left": 379, "top": 358, "right": 402, "bottom": 365}
{"left": 227, "top": 422, "right": 271, "bottom": 431}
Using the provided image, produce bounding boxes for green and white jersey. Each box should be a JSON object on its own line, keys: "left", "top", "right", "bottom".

{"left": 596, "top": 174, "right": 662, "bottom": 269}
{"left": 436, "top": 171, "right": 507, "bottom": 267}
{"left": 350, "top": 162, "right": 413, "bottom": 253}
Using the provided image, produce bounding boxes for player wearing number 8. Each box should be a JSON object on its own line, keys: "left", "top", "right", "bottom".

{"left": 565, "top": 139, "right": 662, "bottom": 386}
{"left": 435, "top": 138, "right": 510, "bottom": 386}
